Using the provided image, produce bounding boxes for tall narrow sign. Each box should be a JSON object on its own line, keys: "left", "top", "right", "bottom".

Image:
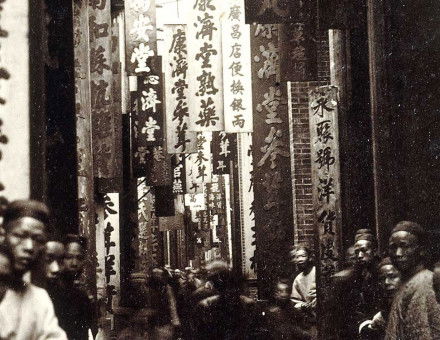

{"left": 237, "top": 132, "right": 257, "bottom": 279}
{"left": 164, "top": 25, "right": 197, "bottom": 153}
{"left": 308, "top": 85, "right": 342, "bottom": 323}
{"left": 124, "top": 0, "right": 157, "bottom": 75}
{"left": 251, "top": 24, "right": 294, "bottom": 298}
{"left": 222, "top": 0, "right": 253, "bottom": 132}
{"left": 89, "top": 0, "right": 116, "bottom": 179}
{"left": 212, "top": 131, "right": 237, "bottom": 175}
{"left": 187, "top": 0, "right": 224, "bottom": 131}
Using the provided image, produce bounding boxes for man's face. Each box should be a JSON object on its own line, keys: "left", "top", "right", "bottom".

{"left": 274, "top": 282, "right": 291, "bottom": 304}
{"left": 292, "top": 249, "right": 310, "bottom": 271}
{"left": 389, "top": 231, "right": 421, "bottom": 274}
{"left": 44, "top": 241, "right": 65, "bottom": 281}
{"left": 354, "top": 240, "right": 375, "bottom": 266}
{"left": 5, "top": 217, "right": 47, "bottom": 275}
{"left": 378, "top": 264, "right": 401, "bottom": 298}
{"left": 63, "top": 242, "right": 85, "bottom": 277}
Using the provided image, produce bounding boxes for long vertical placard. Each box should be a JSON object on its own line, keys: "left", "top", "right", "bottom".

{"left": 88, "top": 0, "right": 116, "bottom": 179}
{"left": 238, "top": 132, "right": 257, "bottom": 279}
{"left": 124, "top": 0, "right": 157, "bottom": 75}
{"left": 0, "top": 1, "right": 30, "bottom": 202}
{"left": 222, "top": 0, "right": 253, "bottom": 132}
{"left": 212, "top": 131, "right": 237, "bottom": 175}
{"left": 308, "top": 85, "right": 342, "bottom": 317}
{"left": 187, "top": 0, "right": 224, "bottom": 131}
{"left": 164, "top": 24, "right": 197, "bottom": 153}
{"left": 251, "top": 24, "right": 294, "bottom": 298}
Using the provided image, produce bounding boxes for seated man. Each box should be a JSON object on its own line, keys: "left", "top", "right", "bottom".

{"left": 385, "top": 221, "right": 440, "bottom": 339}
{"left": 359, "top": 257, "right": 401, "bottom": 339}
{"left": 290, "top": 245, "right": 316, "bottom": 312}
{"left": 0, "top": 199, "right": 66, "bottom": 339}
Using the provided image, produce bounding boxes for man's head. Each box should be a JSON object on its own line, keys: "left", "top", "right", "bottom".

{"left": 274, "top": 279, "right": 292, "bottom": 305}
{"left": 353, "top": 230, "right": 377, "bottom": 267}
{"left": 44, "top": 241, "right": 65, "bottom": 282}
{"left": 377, "top": 257, "right": 401, "bottom": 300}
{"left": 290, "top": 245, "right": 313, "bottom": 272}
{"left": 63, "top": 234, "right": 86, "bottom": 280}
{"left": 2, "top": 200, "right": 50, "bottom": 277}
{"left": 388, "top": 221, "right": 426, "bottom": 276}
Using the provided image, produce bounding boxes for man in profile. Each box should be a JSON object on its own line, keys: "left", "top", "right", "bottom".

{"left": 0, "top": 199, "right": 66, "bottom": 339}
{"left": 385, "top": 221, "right": 440, "bottom": 339}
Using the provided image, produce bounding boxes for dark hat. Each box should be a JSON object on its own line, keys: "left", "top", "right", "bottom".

{"left": 377, "top": 256, "right": 394, "bottom": 269}
{"left": 355, "top": 228, "right": 374, "bottom": 236}
{"left": 2, "top": 200, "right": 50, "bottom": 227}
{"left": 391, "top": 221, "right": 425, "bottom": 242}
{"left": 354, "top": 232, "right": 376, "bottom": 243}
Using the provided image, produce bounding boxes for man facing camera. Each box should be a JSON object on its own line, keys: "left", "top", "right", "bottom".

{"left": 0, "top": 199, "right": 66, "bottom": 340}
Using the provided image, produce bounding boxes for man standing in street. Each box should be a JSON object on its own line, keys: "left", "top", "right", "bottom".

{"left": 0, "top": 199, "right": 66, "bottom": 339}
{"left": 385, "top": 221, "right": 440, "bottom": 339}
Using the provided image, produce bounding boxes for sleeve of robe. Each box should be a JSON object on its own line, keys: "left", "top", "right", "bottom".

{"left": 38, "top": 289, "right": 68, "bottom": 340}
{"left": 385, "top": 275, "right": 440, "bottom": 340}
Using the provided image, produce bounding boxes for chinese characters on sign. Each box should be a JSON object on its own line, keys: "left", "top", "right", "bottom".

{"left": 308, "top": 85, "right": 341, "bottom": 295}
{"left": 185, "top": 132, "right": 212, "bottom": 194}
{"left": 164, "top": 25, "right": 197, "bottom": 153}
{"left": 172, "top": 154, "right": 186, "bottom": 195}
{"left": 88, "top": 0, "right": 118, "bottom": 179}
{"left": 279, "top": 23, "right": 317, "bottom": 82}
{"left": 245, "top": 0, "right": 312, "bottom": 24}
{"left": 221, "top": 0, "right": 253, "bottom": 132}
{"left": 212, "top": 131, "right": 237, "bottom": 175}
{"left": 187, "top": 0, "right": 224, "bottom": 131}
{"left": 124, "top": 0, "right": 157, "bottom": 74}
{"left": 251, "top": 24, "right": 293, "bottom": 298}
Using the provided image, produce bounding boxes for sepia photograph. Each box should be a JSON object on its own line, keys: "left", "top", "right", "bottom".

{"left": 0, "top": 0, "right": 440, "bottom": 339}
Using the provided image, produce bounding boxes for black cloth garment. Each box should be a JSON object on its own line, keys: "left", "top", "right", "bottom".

{"left": 47, "top": 282, "right": 94, "bottom": 340}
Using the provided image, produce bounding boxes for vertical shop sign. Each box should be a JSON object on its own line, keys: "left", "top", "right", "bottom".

{"left": 212, "top": 131, "right": 237, "bottom": 175}
{"left": 124, "top": 0, "right": 157, "bottom": 75}
{"left": 222, "top": 0, "right": 253, "bottom": 132}
{"left": 164, "top": 24, "right": 197, "bottom": 153}
{"left": 308, "top": 85, "right": 342, "bottom": 304}
{"left": 251, "top": 24, "right": 294, "bottom": 298}
{"left": 187, "top": 0, "right": 224, "bottom": 131}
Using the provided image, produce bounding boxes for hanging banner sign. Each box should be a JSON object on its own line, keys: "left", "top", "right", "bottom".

{"left": 308, "top": 85, "right": 342, "bottom": 301}
{"left": 138, "top": 57, "right": 164, "bottom": 146}
{"left": 164, "top": 24, "right": 197, "bottom": 153}
{"left": 145, "top": 145, "right": 173, "bottom": 186}
{"left": 184, "top": 193, "right": 206, "bottom": 211}
{"left": 159, "top": 214, "right": 185, "bottom": 232}
{"left": 89, "top": 0, "right": 116, "bottom": 179}
{"left": 212, "top": 132, "right": 237, "bottom": 175}
{"left": 185, "top": 132, "right": 212, "bottom": 193}
{"left": 238, "top": 132, "right": 257, "bottom": 279}
{"left": 172, "top": 154, "right": 186, "bottom": 195}
{"left": 221, "top": 1, "right": 253, "bottom": 132}
{"left": 185, "top": 153, "right": 203, "bottom": 194}
{"left": 251, "top": 24, "right": 294, "bottom": 298}
{"left": 187, "top": 0, "right": 224, "bottom": 131}
{"left": 279, "top": 23, "right": 317, "bottom": 82}
{"left": 124, "top": 0, "right": 157, "bottom": 75}
{"left": 245, "top": 0, "right": 313, "bottom": 24}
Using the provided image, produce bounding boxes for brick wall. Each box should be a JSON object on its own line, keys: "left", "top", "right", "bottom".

{"left": 289, "top": 81, "right": 329, "bottom": 247}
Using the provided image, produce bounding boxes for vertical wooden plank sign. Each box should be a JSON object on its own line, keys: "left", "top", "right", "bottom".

{"left": 187, "top": 0, "right": 224, "bottom": 131}
{"left": 0, "top": 1, "right": 30, "bottom": 202}
{"left": 237, "top": 132, "right": 257, "bottom": 279}
{"left": 212, "top": 132, "right": 237, "bottom": 175}
{"left": 221, "top": 0, "right": 253, "bottom": 132}
{"left": 308, "top": 85, "right": 342, "bottom": 324}
{"left": 251, "top": 24, "right": 294, "bottom": 298}
{"left": 164, "top": 24, "right": 197, "bottom": 153}
{"left": 103, "top": 193, "right": 121, "bottom": 312}
{"left": 73, "top": 0, "right": 96, "bottom": 299}
{"left": 88, "top": 0, "right": 116, "bottom": 180}
{"left": 124, "top": 0, "right": 157, "bottom": 75}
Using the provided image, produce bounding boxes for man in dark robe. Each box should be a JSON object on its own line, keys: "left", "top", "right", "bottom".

{"left": 385, "top": 221, "right": 440, "bottom": 339}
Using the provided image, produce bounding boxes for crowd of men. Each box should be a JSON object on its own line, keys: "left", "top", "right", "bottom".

{"left": 0, "top": 198, "right": 440, "bottom": 339}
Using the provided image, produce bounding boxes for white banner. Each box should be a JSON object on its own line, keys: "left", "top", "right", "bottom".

{"left": 187, "top": 0, "right": 224, "bottom": 131}
{"left": 221, "top": 0, "right": 253, "bottom": 132}
{"left": 164, "top": 24, "right": 197, "bottom": 153}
